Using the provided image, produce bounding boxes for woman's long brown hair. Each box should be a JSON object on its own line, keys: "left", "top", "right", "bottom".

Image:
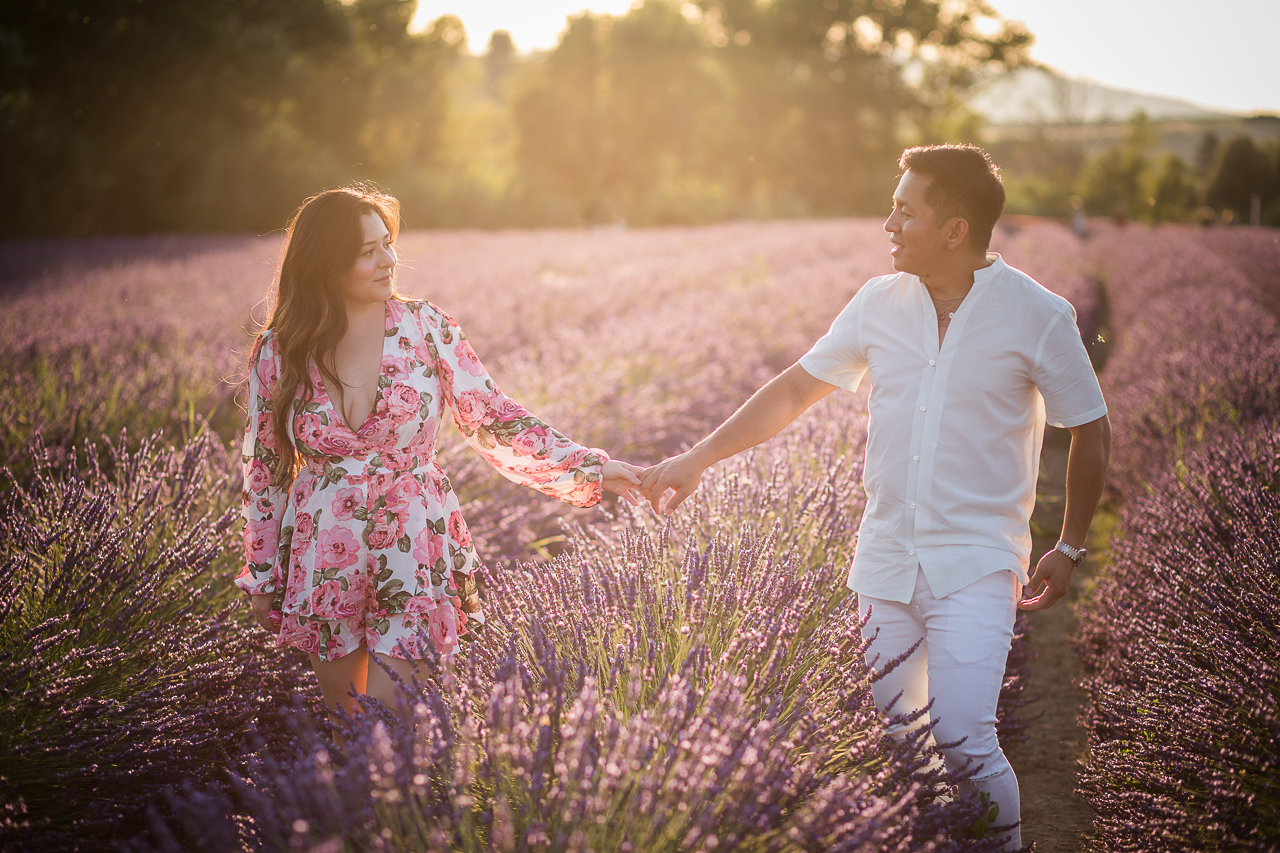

{"left": 253, "top": 185, "right": 402, "bottom": 489}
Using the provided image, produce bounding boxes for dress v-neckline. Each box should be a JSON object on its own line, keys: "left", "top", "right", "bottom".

{"left": 317, "top": 301, "right": 391, "bottom": 435}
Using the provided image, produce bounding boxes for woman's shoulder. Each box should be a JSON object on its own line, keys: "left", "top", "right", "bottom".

{"left": 250, "top": 327, "right": 279, "bottom": 362}
{"left": 395, "top": 297, "right": 462, "bottom": 332}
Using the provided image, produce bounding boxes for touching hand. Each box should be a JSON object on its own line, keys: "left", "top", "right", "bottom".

{"left": 250, "top": 592, "right": 282, "bottom": 632}
{"left": 639, "top": 450, "right": 708, "bottom": 515}
{"left": 1018, "top": 548, "right": 1074, "bottom": 610}
{"left": 601, "top": 459, "right": 645, "bottom": 506}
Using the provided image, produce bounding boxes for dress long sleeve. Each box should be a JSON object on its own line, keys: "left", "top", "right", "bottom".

{"left": 236, "top": 333, "right": 289, "bottom": 598}
{"left": 423, "top": 305, "right": 609, "bottom": 508}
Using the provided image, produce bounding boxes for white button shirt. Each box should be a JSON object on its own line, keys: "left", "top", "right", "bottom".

{"left": 800, "top": 255, "right": 1107, "bottom": 603}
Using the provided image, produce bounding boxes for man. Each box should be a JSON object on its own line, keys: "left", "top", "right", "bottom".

{"left": 640, "top": 144, "right": 1110, "bottom": 850}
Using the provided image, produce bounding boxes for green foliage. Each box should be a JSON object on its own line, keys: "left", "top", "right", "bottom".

{"left": 1, "top": 0, "right": 1030, "bottom": 236}
{"left": 503, "top": 0, "right": 1031, "bottom": 226}
{"left": 1077, "top": 112, "right": 1157, "bottom": 221}
{"left": 1205, "top": 135, "right": 1280, "bottom": 223}
{"left": 0, "top": 0, "right": 463, "bottom": 237}
{"left": 1147, "top": 153, "right": 1199, "bottom": 223}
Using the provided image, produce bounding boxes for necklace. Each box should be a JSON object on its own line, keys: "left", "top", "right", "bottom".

{"left": 930, "top": 294, "right": 966, "bottom": 325}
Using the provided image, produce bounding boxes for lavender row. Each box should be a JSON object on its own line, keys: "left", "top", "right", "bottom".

{"left": 0, "top": 220, "right": 1082, "bottom": 849}
{"left": 0, "top": 433, "right": 321, "bottom": 851}
{"left": 137, "top": 396, "right": 1022, "bottom": 852}
{"left": 0, "top": 400, "right": 1027, "bottom": 850}
{"left": 1073, "top": 419, "right": 1280, "bottom": 851}
{"left": 1073, "top": 226, "right": 1280, "bottom": 850}
{"left": 1089, "top": 229, "right": 1280, "bottom": 498}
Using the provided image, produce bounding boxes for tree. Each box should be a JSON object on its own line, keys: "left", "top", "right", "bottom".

{"left": 0, "top": 0, "right": 461, "bottom": 237}
{"left": 1076, "top": 111, "right": 1157, "bottom": 221}
{"left": 698, "top": 0, "right": 1032, "bottom": 215}
{"left": 510, "top": 0, "right": 1031, "bottom": 225}
{"left": 511, "top": 4, "right": 737, "bottom": 225}
{"left": 1147, "top": 153, "right": 1198, "bottom": 223}
{"left": 1205, "top": 135, "right": 1279, "bottom": 224}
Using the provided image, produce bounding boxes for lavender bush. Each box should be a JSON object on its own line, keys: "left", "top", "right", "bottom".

{"left": 1089, "top": 229, "right": 1280, "bottom": 497}
{"left": 0, "top": 432, "right": 320, "bottom": 851}
{"left": 1073, "top": 224, "right": 1280, "bottom": 851}
{"left": 1192, "top": 228, "right": 1280, "bottom": 320}
{"left": 136, "top": 634, "right": 1006, "bottom": 853}
{"left": 134, "top": 396, "right": 1027, "bottom": 852}
{"left": 1074, "top": 419, "right": 1280, "bottom": 851}
{"left": 0, "top": 219, "right": 1084, "bottom": 850}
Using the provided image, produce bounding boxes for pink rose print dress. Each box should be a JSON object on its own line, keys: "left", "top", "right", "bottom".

{"left": 236, "top": 299, "right": 609, "bottom": 661}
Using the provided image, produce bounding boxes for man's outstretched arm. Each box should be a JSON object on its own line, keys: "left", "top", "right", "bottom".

{"left": 640, "top": 363, "right": 837, "bottom": 514}
{"left": 1020, "top": 414, "right": 1111, "bottom": 610}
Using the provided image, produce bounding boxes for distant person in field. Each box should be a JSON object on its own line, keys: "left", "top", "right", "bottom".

{"left": 640, "top": 144, "right": 1110, "bottom": 851}
{"left": 237, "top": 185, "right": 644, "bottom": 721}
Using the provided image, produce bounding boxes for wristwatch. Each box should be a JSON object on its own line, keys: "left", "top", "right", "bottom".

{"left": 1054, "top": 540, "right": 1087, "bottom": 568}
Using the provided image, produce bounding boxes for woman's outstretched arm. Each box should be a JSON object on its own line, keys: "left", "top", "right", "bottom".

{"left": 422, "top": 303, "right": 641, "bottom": 508}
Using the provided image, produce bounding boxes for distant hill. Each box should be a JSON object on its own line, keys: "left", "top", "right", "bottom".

{"left": 968, "top": 67, "right": 1238, "bottom": 126}
{"left": 967, "top": 66, "right": 1280, "bottom": 165}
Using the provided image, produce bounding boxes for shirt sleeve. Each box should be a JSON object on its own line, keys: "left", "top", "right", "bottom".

{"left": 236, "top": 333, "right": 290, "bottom": 597}
{"left": 1032, "top": 307, "right": 1108, "bottom": 429}
{"left": 799, "top": 287, "right": 870, "bottom": 392}
{"left": 425, "top": 304, "right": 609, "bottom": 508}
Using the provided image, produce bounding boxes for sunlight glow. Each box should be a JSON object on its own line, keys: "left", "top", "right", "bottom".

{"left": 410, "top": 1, "right": 637, "bottom": 53}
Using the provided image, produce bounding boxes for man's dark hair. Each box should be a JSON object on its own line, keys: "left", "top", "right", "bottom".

{"left": 898, "top": 144, "right": 1005, "bottom": 252}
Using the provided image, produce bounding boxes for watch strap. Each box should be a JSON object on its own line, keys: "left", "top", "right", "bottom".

{"left": 1055, "top": 540, "right": 1086, "bottom": 567}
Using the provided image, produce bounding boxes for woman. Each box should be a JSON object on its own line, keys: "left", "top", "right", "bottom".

{"left": 236, "top": 184, "right": 643, "bottom": 720}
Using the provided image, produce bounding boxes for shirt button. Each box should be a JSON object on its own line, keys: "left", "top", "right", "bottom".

{"left": 910, "top": 503, "right": 917, "bottom": 509}
{"left": 913, "top": 455, "right": 920, "bottom": 461}
{"left": 920, "top": 406, "right": 926, "bottom": 412}
{"left": 909, "top": 550, "right": 916, "bottom": 555}
{"left": 929, "top": 360, "right": 936, "bottom": 366}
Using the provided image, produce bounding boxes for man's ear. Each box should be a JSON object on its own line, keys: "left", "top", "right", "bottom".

{"left": 944, "top": 217, "right": 970, "bottom": 250}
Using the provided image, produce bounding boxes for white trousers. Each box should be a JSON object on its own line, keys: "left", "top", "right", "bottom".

{"left": 860, "top": 567, "right": 1022, "bottom": 851}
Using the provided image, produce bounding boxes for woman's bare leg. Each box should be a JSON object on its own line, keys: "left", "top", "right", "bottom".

{"left": 309, "top": 647, "right": 370, "bottom": 719}
{"left": 367, "top": 652, "right": 440, "bottom": 719}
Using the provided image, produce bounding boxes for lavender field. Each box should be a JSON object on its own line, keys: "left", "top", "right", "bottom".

{"left": 0, "top": 219, "right": 1276, "bottom": 852}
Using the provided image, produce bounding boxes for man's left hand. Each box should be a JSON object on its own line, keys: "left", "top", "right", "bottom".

{"left": 1019, "top": 548, "right": 1075, "bottom": 610}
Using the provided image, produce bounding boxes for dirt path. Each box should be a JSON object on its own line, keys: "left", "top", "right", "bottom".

{"left": 1006, "top": 428, "right": 1097, "bottom": 852}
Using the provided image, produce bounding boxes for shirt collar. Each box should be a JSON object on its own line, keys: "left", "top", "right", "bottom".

{"left": 910, "top": 253, "right": 1006, "bottom": 302}
{"left": 974, "top": 252, "right": 1006, "bottom": 283}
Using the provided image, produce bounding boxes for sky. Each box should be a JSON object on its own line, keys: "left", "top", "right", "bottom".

{"left": 410, "top": 0, "right": 1280, "bottom": 116}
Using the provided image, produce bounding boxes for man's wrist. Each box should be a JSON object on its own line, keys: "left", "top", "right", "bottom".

{"left": 686, "top": 443, "right": 719, "bottom": 471}
{"left": 1054, "top": 540, "right": 1086, "bottom": 568}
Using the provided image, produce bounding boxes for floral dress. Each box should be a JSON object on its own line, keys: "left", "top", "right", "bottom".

{"left": 236, "top": 299, "right": 609, "bottom": 660}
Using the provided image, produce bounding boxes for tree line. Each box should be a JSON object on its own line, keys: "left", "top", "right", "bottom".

{"left": 994, "top": 112, "right": 1280, "bottom": 228}
{"left": 1, "top": 0, "right": 1032, "bottom": 237}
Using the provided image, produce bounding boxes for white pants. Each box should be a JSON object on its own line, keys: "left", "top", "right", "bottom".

{"left": 860, "top": 567, "right": 1022, "bottom": 851}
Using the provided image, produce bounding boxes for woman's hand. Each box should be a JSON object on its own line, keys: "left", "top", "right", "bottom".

{"left": 250, "top": 593, "right": 282, "bottom": 632}
{"left": 601, "top": 459, "right": 645, "bottom": 506}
